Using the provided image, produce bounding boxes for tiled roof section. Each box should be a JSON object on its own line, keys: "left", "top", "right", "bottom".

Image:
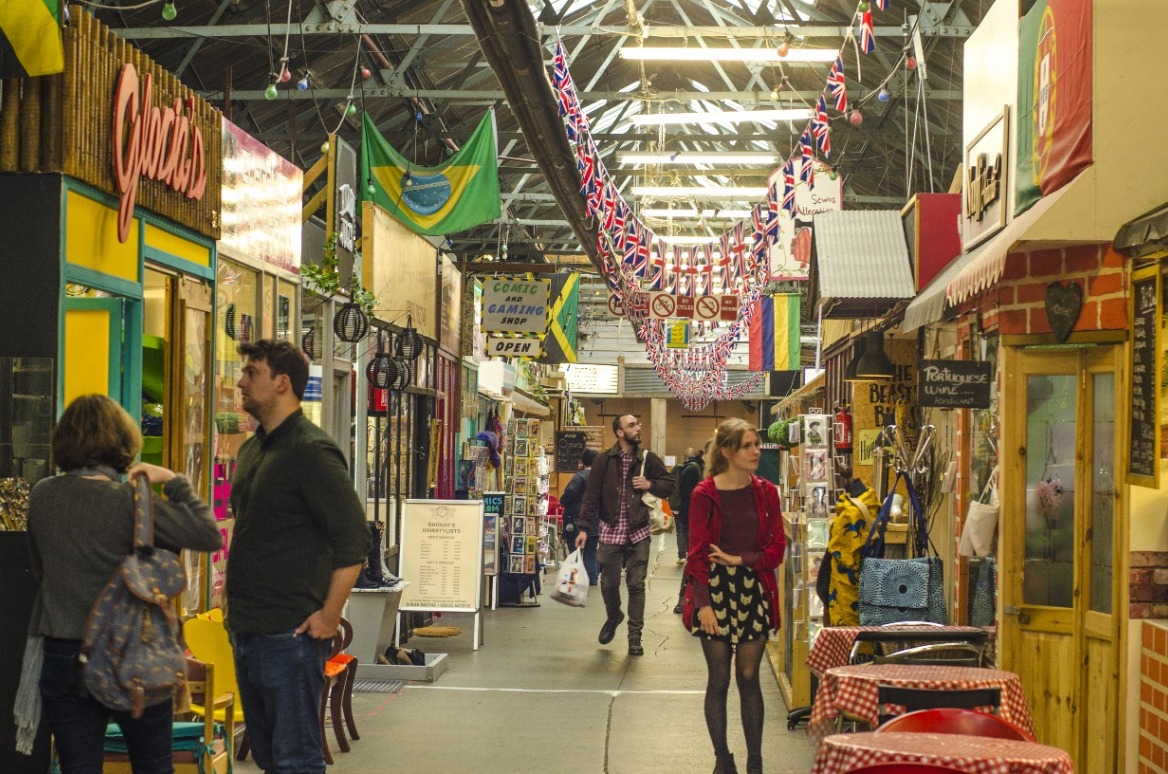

{"left": 813, "top": 210, "right": 915, "bottom": 300}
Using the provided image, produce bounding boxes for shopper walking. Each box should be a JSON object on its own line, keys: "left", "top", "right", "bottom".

{"left": 575, "top": 414, "right": 673, "bottom": 656}
{"left": 558, "top": 447, "right": 599, "bottom": 584}
{"left": 26, "top": 394, "right": 220, "bottom": 773}
{"left": 683, "top": 418, "right": 786, "bottom": 774}
{"left": 226, "top": 339, "right": 370, "bottom": 774}
{"left": 673, "top": 447, "right": 705, "bottom": 613}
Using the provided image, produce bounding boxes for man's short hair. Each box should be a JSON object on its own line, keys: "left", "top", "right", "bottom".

{"left": 239, "top": 339, "right": 310, "bottom": 400}
{"left": 581, "top": 448, "right": 598, "bottom": 467}
{"left": 611, "top": 414, "right": 635, "bottom": 435}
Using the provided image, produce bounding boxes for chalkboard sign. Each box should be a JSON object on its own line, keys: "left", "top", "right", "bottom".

{"left": 918, "top": 359, "right": 993, "bottom": 409}
{"left": 1129, "top": 267, "right": 1161, "bottom": 487}
{"left": 555, "top": 430, "right": 588, "bottom": 472}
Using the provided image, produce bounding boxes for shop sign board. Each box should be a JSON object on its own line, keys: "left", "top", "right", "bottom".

{"left": 558, "top": 363, "right": 618, "bottom": 394}
{"left": 1129, "top": 267, "right": 1161, "bottom": 487}
{"left": 963, "top": 107, "right": 1010, "bottom": 250}
{"left": 554, "top": 431, "right": 587, "bottom": 472}
{"left": 918, "top": 359, "right": 993, "bottom": 409}
{"left": 482, "top": 279, "right": 550, "bottom": 334}
{"left": 398, "top": 499, "right": 484, "bottom": 612}
{"left": 481, "top": 492, "right": 503, "bottom": 577}
{"left": 486, "top": 335, "right": 541, "bottom": 359}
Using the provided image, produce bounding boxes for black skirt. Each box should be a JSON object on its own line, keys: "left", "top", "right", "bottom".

{"left": 690, "top": 563, "right": 770, "bottom": 645}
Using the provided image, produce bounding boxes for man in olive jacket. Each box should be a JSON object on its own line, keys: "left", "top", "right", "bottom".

{"left": 575, "top": 414, "right": 673, "bottom": 656}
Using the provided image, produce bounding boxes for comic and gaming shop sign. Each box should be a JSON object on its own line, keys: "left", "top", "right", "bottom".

{"left": 481, "top": 279, "right": 550, "bottom": 335}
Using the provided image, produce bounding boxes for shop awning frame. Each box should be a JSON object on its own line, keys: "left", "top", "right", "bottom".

{"left": 903, "top": 247, "right": 982, "bottom": 332}
{"left": 1114, "top": 202, "right": 1168, "bottom": 259}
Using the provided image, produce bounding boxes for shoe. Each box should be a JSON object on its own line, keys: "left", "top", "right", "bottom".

{"left": 598, "top": 612, "right": 624, "bottom": 645}
{"left": 675, "top": 558, "right": 686, "bottom": 566}
{"left": 673, "top": 602, "right": 684, "bottom": 615}
{"left": 746, "top": 754, "right": 762, "bottom": 774}
{"left": 354, "top": 570, "right": 381, "bottom": 590}
{"left": 713, "top": 752, "right": 737, "bottom": 774}
{"left": 628, "top": 638, "right": 644, "bottom": 656}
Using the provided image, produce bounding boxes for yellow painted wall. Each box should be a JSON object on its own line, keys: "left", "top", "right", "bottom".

{"left": 144, "top": 223, "right": 211, "bottom": 267}
{"left": 65, "top": 191, "right": 139, "bottom": 281}
{"left": 63, "top": 309, "right": 111, "bottom": 403}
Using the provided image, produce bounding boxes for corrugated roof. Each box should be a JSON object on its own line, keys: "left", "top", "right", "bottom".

{"left": 813, "top": 210, "right": 915, "bottom": 300}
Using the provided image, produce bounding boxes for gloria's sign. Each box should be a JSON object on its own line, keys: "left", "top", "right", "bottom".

{"left": 962, "top": 107, "right": 1009, "bottom": 250}
{"left": 112, "top": 63, "right": 208, "bottom": 243}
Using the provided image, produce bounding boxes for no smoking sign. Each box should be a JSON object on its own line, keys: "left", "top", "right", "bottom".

{"left": 694, "top": 295, "right": 721, "bottom": 321}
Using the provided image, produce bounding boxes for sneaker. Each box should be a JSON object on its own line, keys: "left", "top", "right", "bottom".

{"left": 598, "top": 612, "right": 625, "bottom": 645}
{"left": 628, "top": 638, "right": 644, "bottom": 656}
{"left": 675, "top": 558, "right": 686, "bottom": 566}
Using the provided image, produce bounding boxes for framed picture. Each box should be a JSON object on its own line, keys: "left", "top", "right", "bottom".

{"left": 510, "top": 536, "right": 525, "bottom": 554}
{"left": 503, "top": 497, "right": 513, "bottom": 515}
{"left": 526, "top": 516, "right": 538, "bottom": 535}
{"left": 528, "top": 458, "right": 541, "bottom": 478}
{"left": 514, "top": 419, "right": 529, "bottom": 439}
{"left": 512, "top": 496, "right": 527, "bottom": 518}
{"left": 524, "top": 555, "right": 536, "bottom": 574}
{"left": 509, "top": 555, "right": 525, "bottom": 574}
{"left": 525, "top": 535, "right": 537, "bottom": 554}
{"left": 804, "top": 447, "right": 828, "bottom": 482}
{"left": 514, "top": 439, "right": 529, "bottom": 458}
{"left": 512, "top": 476, "right": 527, "bottom": 495}
{"left": 503, "top": 457, "right": 513, "bottom": 477}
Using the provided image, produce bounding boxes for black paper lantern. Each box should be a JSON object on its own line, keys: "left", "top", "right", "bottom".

{"left": 390, "top": 357, "right": 412, "bottom": 392}
{"left": 301, "top": 329, "right": 316, "bottom": 361}
{"left": 366, "top": 351, "right": 397, "bottom": 389}
{"left": 334, "top": 302, "right": 368, "bottom": 343}
{"left": 395, "top": 317, "right": 423, "bottom": 361}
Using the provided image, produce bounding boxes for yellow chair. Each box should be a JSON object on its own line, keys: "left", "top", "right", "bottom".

{"left": 183, "top": 614, "right": 250, "bottom": 761}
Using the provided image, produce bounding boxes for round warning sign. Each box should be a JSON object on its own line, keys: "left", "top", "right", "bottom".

{"left": 607, "top": 295, "right": 625, "bottom": 317}
{"left": 694, "top": 295, "right": 721, "bottom": 321}
{"left": 650, "top": 293, "right": 677, "bottom": 319}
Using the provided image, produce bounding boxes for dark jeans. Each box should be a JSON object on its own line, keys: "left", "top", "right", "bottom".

{"left": 41, "top": 638, "right": 174, "bottom": 774}
{"left": 597, "top": 538, "right": 651, "bottom": 639}
{"left": 675, "top": 509, "right": 690, "bottom": 559}
{"left": 231, "top": 629, "right": 332, "bottom": 774}
{"left": 582, "top": 533, "right": 600, "bottom": 585}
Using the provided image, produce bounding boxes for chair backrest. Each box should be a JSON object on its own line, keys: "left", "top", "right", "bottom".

{"left": 848, "top": 627, "right": 989, "bottom": 665}
{"left": 183, "top": 616, "right": 241, "bottom": 713}
{"left": 844, "top": 765, "right": 967, "bottom": 774}
{"left": 877, "top": 685, "right": 1002, "bottom": 725}
{"left": 875, "top": 708, "right": 1034, "bottom": 741}
{"left": 874, "top": 642, "right": 984, "bottom": 667}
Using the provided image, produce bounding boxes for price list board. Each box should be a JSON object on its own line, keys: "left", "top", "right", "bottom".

{"left": 1129, "top": 266, "right": 1161, "bottom": 487}
{"left": 398, "top": 499, "right": 484, "bottom": 612}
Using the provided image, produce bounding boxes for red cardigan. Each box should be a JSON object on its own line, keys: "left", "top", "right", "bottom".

{"left": 682, "top": 475, "right": 787, "bottom": 633}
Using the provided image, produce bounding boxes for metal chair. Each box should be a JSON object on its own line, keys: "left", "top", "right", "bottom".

{"left": 876, "top": 708, "right": 1034, "bottom": 740}
{"left": 876, "top": 685, "right": 1002, "bottom": 726}
{"left": 844, "top": 765, "right": 967, "bottom": 774}
{"left": 874, "top": 642, "right": 984, "bottom": 667}
{"left": 847, "top": 624, "right": 989, "bottom": 665}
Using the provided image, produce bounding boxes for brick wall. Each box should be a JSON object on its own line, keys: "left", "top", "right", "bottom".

{"left": 1132, "top": 552, "right": 1168, "bottom": 620}
{"left": 1139, "top": 619, "right": 1168, "bottom": 773}
{"left": 995, "top": 244, "right": 1127, "bottom": 336}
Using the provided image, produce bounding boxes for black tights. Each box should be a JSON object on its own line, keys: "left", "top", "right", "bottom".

{"left": 700, "top": 636, "right": 767, "bottom": 761}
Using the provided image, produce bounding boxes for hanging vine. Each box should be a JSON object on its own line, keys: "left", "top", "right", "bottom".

{"left": 301, "top": 232, "right": 377, "bottom": 316}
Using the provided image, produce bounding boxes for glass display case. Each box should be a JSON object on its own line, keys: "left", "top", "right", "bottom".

{"left": 0, "top": 357, "right": 53, "bottom": 531}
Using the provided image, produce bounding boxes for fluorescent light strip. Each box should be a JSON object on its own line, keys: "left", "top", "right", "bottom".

{"left": 641, "top": 208, "right": 754, "bottom": 220}
{"left": 658, "top": 235, "right": 722, "bottom": 245}
{"left": 620, "top": 46, "right": 838, "bottom": 64}
{"left": 631, "top": 108, "right": 812, "bottom": 126}
{"left": 632, "top": 185, "right": 766, "bottom": 199}
{"left": 618, "top": 152, "right": 781, "bottom": 165}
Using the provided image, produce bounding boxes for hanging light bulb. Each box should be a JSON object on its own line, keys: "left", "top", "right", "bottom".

{"left": 777, "top": 40, "right": 790, "bottom": 57}
{"left": 279, "top": 59, "right": 291, "bottom": 82}
{"left": 320, "top": 140, "right": 330, "bottom": 154}
{"left": 346, "top": 102, "right": 357, "bottom": 117}
{"left": 878, "top": 88, "right": 890, "bottom": 102}
{"left": 769, "top": 84, "right": 780, "bottom": 101}
{"left": 366, "top": 178, "right": 376, "bottom": 196}
{"left": 858, "top": 0, "right": 870, "bottom": 10}
{"left": 161, "top": 1, "right": 177, "bottom": 20}
{"left": 906, "top": 56, "right": 918, "bottom": 70}
{"left": 297, "top": 73, "right": 310, "bottom": 91}
{"left": 264, "top": 82, "right": 278, "bottom": 101}
{"left": 849, "top": 109, "right": 863, "bottom": 126}
{"left": 360, "top": 66, "right": 372, "bottom": 79}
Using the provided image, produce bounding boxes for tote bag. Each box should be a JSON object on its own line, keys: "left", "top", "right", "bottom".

{"left": 959, "top": 466, "right": 999, "bottom": 558}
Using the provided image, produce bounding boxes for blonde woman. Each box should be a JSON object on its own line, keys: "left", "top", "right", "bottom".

{"left": 682, "top": 418, "right": 786, "bottom": 774}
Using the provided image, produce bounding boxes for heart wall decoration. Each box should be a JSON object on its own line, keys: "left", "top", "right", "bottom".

{"left": 1045, "top": 281, "right": 1084, "bottom": 342}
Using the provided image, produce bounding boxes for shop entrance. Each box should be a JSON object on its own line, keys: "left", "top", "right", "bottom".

{"left": 1000, "top": 345, "right": 1123, "bottom": 769}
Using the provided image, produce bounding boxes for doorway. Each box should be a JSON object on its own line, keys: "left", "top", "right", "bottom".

{"left": 1000, "top": 345, "right": 1124, "bottom": 769}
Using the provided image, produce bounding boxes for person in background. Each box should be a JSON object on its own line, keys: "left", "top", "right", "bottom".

{"left": 683, "top": 418, "right": 786, "bottom": 774}
{"left": 673, "top": 447, "right": 705, "bottom": 613}
{"left": 227, "top": 339, "right": 371, "bottom": 774}
{"left": 27, "top": 394, "right": 220, "bottom": 773}
{"left": 559, "top": 447, "right": 599, "bottom": 585}
{"left": 576, "top": 414, "right": 674, "bottom": 656}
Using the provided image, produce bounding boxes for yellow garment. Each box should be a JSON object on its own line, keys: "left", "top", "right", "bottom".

{"left": 826, "top": 488, "right": 879, "bottom": 626}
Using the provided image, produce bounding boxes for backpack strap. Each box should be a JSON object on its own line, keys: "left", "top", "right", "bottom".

{"left": 129, "top": 471, "right": 156, "bottom": 550}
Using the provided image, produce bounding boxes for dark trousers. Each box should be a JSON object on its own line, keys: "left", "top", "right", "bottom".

{"left": 231, "top": 629, "right": 332, "bottom": 774}
{"left": 41, "top": 638, "right": 174, "bottom": 774}
{"left": 597, "top": 538, "right": 651, "bottom": 639}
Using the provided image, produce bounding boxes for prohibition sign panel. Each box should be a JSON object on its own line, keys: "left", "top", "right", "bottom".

{"left": 695, "top": 295, "right": 721, "bottom": 321}
{"left": 650, "top": 292, "right": 676, "bottom": 319}
{"left": 607, "top": 294, "right": 625, "bottom": 317}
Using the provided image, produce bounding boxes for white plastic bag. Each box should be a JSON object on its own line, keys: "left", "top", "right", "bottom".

{"left": 550, "top": 549, "right": 589, "bottom": 607}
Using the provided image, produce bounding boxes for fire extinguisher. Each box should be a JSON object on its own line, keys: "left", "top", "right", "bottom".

{"left": 834, "top": 405, "right": 853, "bottom": 452}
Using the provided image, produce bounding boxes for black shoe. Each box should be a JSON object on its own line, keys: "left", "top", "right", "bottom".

{"left": 598, "top": 612, "right": 624, "bottom": 645}
{"left": 673, "top": 602, "right": 684, "bottom": 615}
{"left": 628, "top": 638, "right": 644, "bottom": 656}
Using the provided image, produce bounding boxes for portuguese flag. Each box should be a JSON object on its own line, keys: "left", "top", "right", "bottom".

{"left": 0, "top": 0, "right": 65, "bottom": 78}
{"left": 1015, "top": 0, "right": 1092, "bottom": 216}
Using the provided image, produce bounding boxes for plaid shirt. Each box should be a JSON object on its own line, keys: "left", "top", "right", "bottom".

{"left": 599, "top": 448, "right": 651, "bottom": 546}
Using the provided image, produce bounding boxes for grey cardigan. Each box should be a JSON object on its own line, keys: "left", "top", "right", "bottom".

{"left": 27, "top": 474, "right": 221, "bottom": 639}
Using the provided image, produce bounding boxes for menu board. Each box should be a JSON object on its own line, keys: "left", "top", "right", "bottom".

{"left": 1129, "top": 267, "right": 1161, "bottom": 487}
{"left": 918, "top": 359, "right": 993, "bottom": 409}
{"left": 398, "top": 499, "right": 484, "bottom": 612}
{"left": 555, "top": 431, "right": 588, "bottom": 472}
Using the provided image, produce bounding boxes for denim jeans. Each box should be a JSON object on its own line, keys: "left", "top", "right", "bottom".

{"left": 231, "top": 629, "right": 331, "bottom": 774}
{"left": 40, "top": 638, "right": 174, "bottom": 774}
{"left": 582, "top": 533, "right": 600, "bottom": 585}
{"left": 597, "top": 538, "right": 651, "bottom": 639}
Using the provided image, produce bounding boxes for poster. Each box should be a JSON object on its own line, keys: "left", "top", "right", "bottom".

{"left": 398, "top": 499, "right": 484, "bottom": 612}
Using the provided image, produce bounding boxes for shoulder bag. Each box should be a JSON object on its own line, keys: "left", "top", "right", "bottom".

{"left": 959, "top": 465, "right": 999, "bottom": 558}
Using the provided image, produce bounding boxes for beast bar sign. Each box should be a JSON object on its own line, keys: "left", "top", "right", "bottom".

{"left": 112, "top": 63, "right": 209, "bottom": 243}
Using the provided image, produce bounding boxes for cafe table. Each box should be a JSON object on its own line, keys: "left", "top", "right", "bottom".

{"left": 806, "top": 663, "right": 1035, "bottom": 748}
{"left": 811, "top": 731, "right": 1075, "bottom": 773}
{"left": 806, "top": 625, "right": 989, "bottom": 676}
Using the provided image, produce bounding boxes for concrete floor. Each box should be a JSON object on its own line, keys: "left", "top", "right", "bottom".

{"left": 233, "top": 535, "right": 817, "bottom": 773}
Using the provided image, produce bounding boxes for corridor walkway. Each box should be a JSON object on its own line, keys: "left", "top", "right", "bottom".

{"left": 234, "top": 535, "right": 817, "bottom": 773}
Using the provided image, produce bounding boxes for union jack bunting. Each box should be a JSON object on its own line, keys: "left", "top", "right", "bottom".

{"left": 874, "top": 0, "right": 887, "bottom": 9}
{"left": 601, "top": 184, "right": 617, "bottom": 230}
{"left": 860, "top": 11, "right": 875, "bottom": 54}
{"left": 816, "top": 97, "right": 832, "bottom": 158}
{"left": 636, "top": 222, "right": 651, "bottom": 268}
{"left": 765, "top": 180, "right": 780, "bottom": 243}
{"left": 623, "top": 217, "right": 641, "bottom": 265}
{"left": 828, "top": 56, "right": 847, "bottom": 112}
{"left": 799, "top": 130, "right": 814, "bottom": 184}
{"left": 782, "top": 160, "right": 796, "bottom": 214}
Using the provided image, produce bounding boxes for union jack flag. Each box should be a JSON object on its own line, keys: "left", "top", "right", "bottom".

{"left": 601, "top": 184, "right": 617, "bottom": 231}
{"left": 733, "top": 221, "right": 749, "bottom": 282}
{"left": 828, "top": 56, "right": 847, "bottom": 112}
{"left": 765, "top": 180, "right": 780, "bottom": 243}
{"left": 782, "top": 160, "right": 796, "bottom": 214}
{"left": 799, "top": 129, "right": 814, "bottom": 183}
{"left": 636, "top": 221, "right": 651, "bottom": 268}
{"left": 874, "top": 0, "right": 887, "bottom": 9}
{"left": 623, "top": 217, "right": 641, "bottom": 265}
{"left": 860, "top": 11, "right": 875, "bottom": 54}
{"left": 816, "top": 97, "right": 832, "bottom": 158}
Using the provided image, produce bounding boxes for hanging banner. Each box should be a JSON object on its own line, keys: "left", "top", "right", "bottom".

{"left": 482, "top": 278, "right": 550, "bottom": 334}
{"left": 1015, "top": 0, "right": 1092, "bottom": 216}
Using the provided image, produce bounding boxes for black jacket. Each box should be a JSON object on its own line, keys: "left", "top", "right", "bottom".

{"left": 577, "top": 444, "right": 673, "bottom": 539}
{"left": 559, "top": 468, "right": 590, "bottom": 526}
{"left": 676, "top": 455, "right": 704, "bottom": 519}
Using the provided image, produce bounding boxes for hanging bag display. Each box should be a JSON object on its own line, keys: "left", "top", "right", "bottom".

{"left": 640, "top": 456, "right": 674, "bottom": 535}
{"left": 959, "top": 465, "right": 999, "bottom": 558}
{"left": 858, "top": 471, "right": 948, "bottom": 625}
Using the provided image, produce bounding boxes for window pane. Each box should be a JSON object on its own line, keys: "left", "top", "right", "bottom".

{"left": 1023, "top": 374, "right": 1076, "bottom": 607}
{"left": 1090, "top": 373, "right": 1115, "bottom": 613}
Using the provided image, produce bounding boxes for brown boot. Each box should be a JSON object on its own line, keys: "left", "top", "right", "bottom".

{"left": 713, "top": 752, "right": 737, "bottom": 774}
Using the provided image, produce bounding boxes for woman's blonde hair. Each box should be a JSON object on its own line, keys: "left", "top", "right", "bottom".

{"left": 51, "top": 394, "right": 142, "bottom": 473}
{"left": 704, "top": 417, "right": 760, "bottom": 478}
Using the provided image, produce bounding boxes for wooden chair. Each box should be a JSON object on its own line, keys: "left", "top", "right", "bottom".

{"left": 320, "top": 616, "right": 359, "bottom": 764}
{"left": 183, "top": 613, "right": 250, "bottom": 761}
{"left": 874, "top": 642, "right": 984, "bottom": 667}
{"left": 104, "top": 657, "right": 235, "bottom": 774}
{"left": 875, "top": 708, "right": 1034, "bottom": 741}
{"left": 876, "top": 685, "right": 1002, "bottom": 726}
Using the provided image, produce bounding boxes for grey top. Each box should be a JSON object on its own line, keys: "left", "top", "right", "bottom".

{"left": 27, "top": 474, "right": 221, "bottom": 639}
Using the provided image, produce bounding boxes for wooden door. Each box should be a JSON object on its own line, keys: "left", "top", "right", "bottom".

{"left": 1000, "top": 345, "right": 1124, "bottom": 769}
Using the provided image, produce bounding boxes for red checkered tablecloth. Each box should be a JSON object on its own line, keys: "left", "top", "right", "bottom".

{"left": 811, "top": 732, "right": 1075, "bottom": 774}
{"left": 806, "top": 663, "right": 1036, "bottom": 748}
{"left": 805, "top": 625, "right": 986, "bottom": 676}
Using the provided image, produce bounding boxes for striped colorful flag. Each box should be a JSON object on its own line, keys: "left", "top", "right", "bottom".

{"left": 0, "top": 0, "right": 64, "bottom": 78}
{"left": 747, "top": 294, "right": 801, "bottom": 372}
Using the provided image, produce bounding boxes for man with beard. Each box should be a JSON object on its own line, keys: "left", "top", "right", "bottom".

{"left": 226, "top": 339, "right": 370, "bottom": 773}
{"left": 575, "top": 414, "right": 673, "bottom": 656}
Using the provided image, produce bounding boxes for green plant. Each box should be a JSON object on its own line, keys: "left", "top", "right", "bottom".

{"left": 302, "top": 232, "right": 377, "bottom": 316}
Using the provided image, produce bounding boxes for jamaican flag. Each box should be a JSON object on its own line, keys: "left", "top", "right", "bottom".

{"left": 0, "top": 0, "right": 65, "bottom": 78}
{"left": 539, "top": 273, "right": 579, "bottom": 364}
{"left": 361, "top": 111, "right": 501, "bottom": 236}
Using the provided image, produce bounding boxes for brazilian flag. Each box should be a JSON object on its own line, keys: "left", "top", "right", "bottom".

{"left": 539, "top": 273, "right": 579, "bottom": 364}
{"left": 361, "top": 111, "right": 501, "bottom": 236}
{"left": 0, "top": 0, "right": 65, "bottom": 78}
